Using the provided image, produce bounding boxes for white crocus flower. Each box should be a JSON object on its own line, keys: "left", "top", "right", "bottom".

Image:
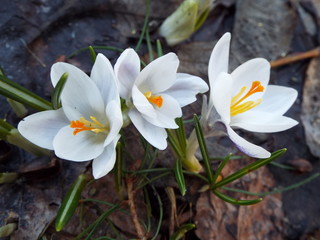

{"left": 18, "top": 54, "right": 123, "bottom": 179}
{"left": 114, "top": 48, "right": 208, "bottom": 150}
{"left": 202, "top": 32, "right": 298, "bottom": 158}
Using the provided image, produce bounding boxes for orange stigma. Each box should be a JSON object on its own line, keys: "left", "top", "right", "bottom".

{"left": 144, "top": 91, "right": 163, "bottom": 108}
{"left": 70, "top": 116, "right": 109, "bottom": 135}
{"left": 230, "top": 81, "right": 264, "bottom": 116}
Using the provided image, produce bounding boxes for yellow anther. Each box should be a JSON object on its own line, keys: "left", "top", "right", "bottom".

{"left": 230, "top": 81, "right": 264, "bottom": 116}
{"left": 70, "top": 116, "right": 109, "bottom": 135}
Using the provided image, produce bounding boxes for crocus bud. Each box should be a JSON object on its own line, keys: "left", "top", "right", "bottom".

{"left": 159, "top": 0, "right": 214, "bottom": 46}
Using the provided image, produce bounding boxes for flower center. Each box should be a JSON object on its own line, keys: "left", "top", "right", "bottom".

{"left": 230, "top": 81, "right": 264, "bottom": 116}
{"left": 70, "top": 116, "right": 109, "bottom": 135}
{"left": 144, "top": 91, "right": 163, "bottom": 108}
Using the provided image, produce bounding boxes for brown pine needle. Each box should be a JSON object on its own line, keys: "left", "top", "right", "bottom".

{"left": 270, "top": 47, "right": 320, "bottom": 68}
{"left": 126, "top": 177, "right": 147, "bottom": 240}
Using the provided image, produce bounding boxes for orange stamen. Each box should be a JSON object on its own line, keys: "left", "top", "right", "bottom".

{"left": 144, "top": 91, "right": 163, "bottom": 108}
{"left": 70, "top": 117, "right": 109, "bottom": 135}
{"left": 70, "top": 120, "right": 94, "bottom": 135}
{"left": 148, "top": 96, "right": 163, "bottom": 108}
{"left": 230, "top": 81, "right": 264, "bottom": 116}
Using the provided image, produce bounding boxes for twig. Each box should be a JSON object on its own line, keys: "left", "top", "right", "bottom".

{"left": 165, "top": 187, "right": 178, "bottom": 236}
{"left": 126, "top": 177, "right": 147, "bottom": 240}
{"left": 270, "top": 47, "right": 320, "bottom": 68}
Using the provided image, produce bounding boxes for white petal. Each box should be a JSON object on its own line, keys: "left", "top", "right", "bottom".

{"left": 143, "top": 94, "right": 181, "bottom": 129}
{"left": 52, "top": 63, "right": 106, "bottom": 122}
{"left": 253, "top": 85, "right": 298, "bottom": 115}
{"left": 53, "top": 125, "right": 105, "bottom": 161}
{"left": 92, "top": 136, "right": 120, "bottom": 179}
{"left": 129, "top": 109, "right": 168, "bottom": 150}
{"left": 225, "top": 124, "right": 271, "bottom": 158}
{"left": 164, "top": 73, "right": 209, "bottom": 107}
{"left": 132, "top": 85, "right": 156, "bottom": 119}
{"left": 91, "top": 53, "right": 119, "bottom": 104}
{"left": 231, "top": 115, "right": 298, "bottom": 133}
{"left": 136, "top": 53, "right": 179, "bottom": 93}
{"left": 104, "top": 100, "right": 123, "bottom": 147}
{"left": 230, "top": 58, "right": 270, "bottom": 100}
{"left": 230, "top": 85, "right": 298, "bottom": 124}
{"left": 114, "top": 48, "right": 140, "bottom": 99}
{"left": 208, "top": 32, "right": 231, "bottom": 86}
{"left": 18, "top": 109, "right": 68, "bottom": 150}
{"left": 51, "top": 62, "right": 89, "bottom": 87}
{"left": 210, "top": 72, "right": 232, "bottom": 124}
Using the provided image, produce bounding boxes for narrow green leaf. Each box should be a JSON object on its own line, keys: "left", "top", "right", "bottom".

{"left": 75, "top": 204, "right": 119, "bottom": 240}
{"left": 194, "top": 8, "right": 210, "bottom": 31}
{"left": 156, "top": 39, "right": 163, "bottom": 57}
{"left": 7, "top": 129, "right": 50, "bottom": 156}
{"left": 0, "top": 119, "right": 14, "bottom": 140}
{"left": 212, "top": 189, "right": 263, "bottom": 205}
{"left": 223, "top": 172, "right": 320, "bottom": 197}
{"left": 135, "top": 0, "right": 151, "bottom": 52}
{"left": 267, "top": 172, "right": 320, "bottom": 194}
{"left": 114, "top": 142, "right": 123, "bottom": 193}
{"left": 0, "top": 67, "right": 6, "bottom": 76}
{"left": 140, "top": 141, "right": 151, "bottom": 170}
{"left": 146, "top": 27, "right": 154, "bottom": 61}
{"left": 270, "top": 161, "right": 295, "bottom": 170}
{"left": 51, "top": 72, "right": 68, "bottom": 110}
{"left": 88, "top": 46, "right": 97, "bottom": 63}
{"left": 0, "top": 75, "right": 52, "bottom": 111}
{"left": 0, "top": 119, "right": 14, "bottom": 131}
{"left": 183, "top": 170, "right": 209, "bottom": 182}
{"left": 128, "top": 167, "right": 170, "bottom": 175}
{"left": 167, "top": 129, "right": 184, "bottom": 159}
{"left": 0, "top": 128, "right": 9, "bottom": 140}
{"left": 68, "top": 46, "right": 123, "bottom": 59}
{"left": 193, "top": 114, "right": 214, "bottom": 184}
{"left": 55, "top": 174, "right": 90, "bottom": 231}
{"left": 7, "top": 98, "right": 28, "bottom": 118}
{"left": 84, "top": 205, "right": 119, "bottom": 240}
{"left": 137, "top": 171, "right": 171, "bottom": 189}
{"left": 175, "top": 117, "right": 187, "bottom": 153}
{"left": 170, "top": 223, "right": 196, "bottom": 240}
{"left": 174, "top": 158, "right": 186, "bottom": 196}
{"left": 214, "top": 149, "right": 287, "bottom": 188}
{"left": 212, "top": 154, "right": 231, "bottom": 184}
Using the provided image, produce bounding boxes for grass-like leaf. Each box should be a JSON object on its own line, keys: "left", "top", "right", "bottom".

{"left": 213, "top": 189, "right": 263, "bottom": 205}
{"left": 0, "top": 75, "right": 52, "bottom": 111}
{"left": 135, "top": 0, "right": 151, "bottom": 52}
{"left": 214, "top": 149, "right": 287, "bottom": 188}
{"left": 193, "top": 114, "right": 214, "bottom": 184}
{"left": 174, "top": 158, "right": 187, "bottom": 196}
{"left": 51, "top": 72, "right": 68, "bottom": 110}
{"left": 55, "top": 174, "right": 90, "bottom": 232}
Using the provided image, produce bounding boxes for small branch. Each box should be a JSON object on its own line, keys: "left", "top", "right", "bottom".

{"left": 165, "top": 187, "right": 178, "bottom": 236}
{"left": 270, "top": 47, "right": 320, "bottom": 68}
{"left": 126, "top": 177, "right": 146, "bottom": 240}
